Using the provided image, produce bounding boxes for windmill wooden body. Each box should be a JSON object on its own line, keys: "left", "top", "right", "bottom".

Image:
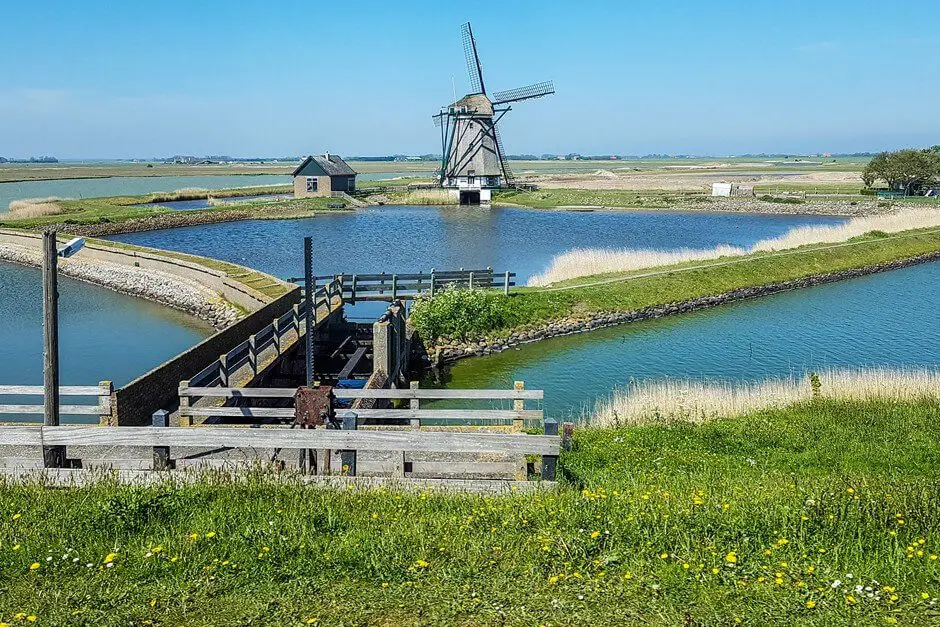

{"left": 433, "top": 22, "right": 555, "bottom": 204}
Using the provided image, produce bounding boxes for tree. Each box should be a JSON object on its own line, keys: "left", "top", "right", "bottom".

{"left": 862, "top": 148, "right": 940, "bottom": 194}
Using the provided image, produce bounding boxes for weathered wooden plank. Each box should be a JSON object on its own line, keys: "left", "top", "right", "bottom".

{"left": 358, "top": 460, "right": 521, "bottom": 477}
{"left": 0, "top": 404, "right": 108, "bottom": 416}
{"left": 179, "top": 387, "right": 544, "bottom": 400}
{"left": 0, "top": 385, "right": 110, "bottom": 396}
{"left": 183, "top": 407, "right": 296, "bottom": 418}
{"left": 0, "top": 457, "right": 45, "bottom": 469}
{"left": 37, "top": 426, "right": 561, "bottom": 455}
{"left": 0, "top": 427, "right": 43, "bottom": 446}
{"left": 354, "top": 409, "right": 543, "bottom": 421}
{"left": 337, "top": 346, "right": 367, "bottom": 380}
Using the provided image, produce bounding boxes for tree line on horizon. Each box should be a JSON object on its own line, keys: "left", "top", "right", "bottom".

{"left": 863, "top": 146, "right": 940, "bottom": 195}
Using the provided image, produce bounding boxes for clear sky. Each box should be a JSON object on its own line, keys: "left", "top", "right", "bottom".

{"left": 2, "top": 0, "right": 938, "bottom": 158}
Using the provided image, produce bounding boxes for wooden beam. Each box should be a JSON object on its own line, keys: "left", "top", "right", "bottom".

{"left": 178, "top": 387, "right": 544, "bottom": 400}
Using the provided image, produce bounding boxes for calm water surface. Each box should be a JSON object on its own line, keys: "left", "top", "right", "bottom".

{"left": 0, "top": 261, "right": 212, "bottom": 421}
{"left": 106, "top": 206, "right": 847, "bottom": 282}
{"left": 441, "top": 262, "right": 940, "bottom": 419}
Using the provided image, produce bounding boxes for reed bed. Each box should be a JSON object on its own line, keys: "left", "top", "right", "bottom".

{"left": 6, "top": 197, "right": 64, "bottom": 218}
{"left": 529, "top": 208, "right": 940, "bottom": 285}
{"left": 589, "top": 368, "right": 940, "bottom": 427}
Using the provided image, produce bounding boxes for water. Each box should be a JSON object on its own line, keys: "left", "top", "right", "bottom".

{"left": 441, "top": 261, "right": 940, "bottom": 419}
{"left": 0, "top": 261, "right": 213, "bottom": 421}
{"left": 0, "top": 171, "right": 416, "bottom": 214}
{"left": 106, "top": 206, "right": 846, "bottom": 283}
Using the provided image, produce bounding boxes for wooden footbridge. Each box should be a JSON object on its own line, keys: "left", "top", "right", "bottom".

{"left": 0, "top": 266, "right": 566, "bottom": 489}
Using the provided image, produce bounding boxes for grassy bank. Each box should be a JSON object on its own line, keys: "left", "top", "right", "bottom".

{"left": 2, "top": 398, "right": 939, "bottom": 624}
{"left": 411, "top": 227, "right": 940, "bottom": 342}
{"left": 0, "top": 189, "right": 347, "bottom": 233}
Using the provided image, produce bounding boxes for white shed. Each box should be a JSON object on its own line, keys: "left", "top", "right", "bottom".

{"left": 711, "top": 182, "right": 733, "bottom": 197}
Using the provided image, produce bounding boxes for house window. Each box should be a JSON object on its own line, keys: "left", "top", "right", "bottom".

{"left": 468, "top": 170, "right": 475, "bottom": 185}
{"left": 305, "top": 177, "right": 318, "bottom": 193}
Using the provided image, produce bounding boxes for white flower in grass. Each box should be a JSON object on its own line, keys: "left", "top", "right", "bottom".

{"left": 831, "top": 580, "right": 842, "bottom": 589}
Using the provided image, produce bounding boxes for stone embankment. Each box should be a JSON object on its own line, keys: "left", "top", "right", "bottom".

{"left": 431, "top": 252, "right": 940, "bottom": 364}
{"left": 0, "top": 243, "right": 239, "bottom": 329}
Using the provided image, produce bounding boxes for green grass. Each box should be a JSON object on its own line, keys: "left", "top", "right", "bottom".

{"left": 495, "top": 188, "right": 709, "bottom": 209}
{"left": 1, "top": 399, "right": 939, "bottom": 625}
{"left": 412, "top": 227, "right": 940, "bottom": 342}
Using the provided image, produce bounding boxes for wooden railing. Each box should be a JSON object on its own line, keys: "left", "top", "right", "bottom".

{"left": 187, "top": 278, "right": 343, "bottom": 389}
{"left": 0, "top": 419, "right": 568, "bottom": 481}
{"left": 0, "top": 382, "right": 113, "bottom": 421}
{"left": 178, "top": 383, "right": 543, "bottom": 429}
{"left": 314, "top": 268, "right": 515, "bottom": 303}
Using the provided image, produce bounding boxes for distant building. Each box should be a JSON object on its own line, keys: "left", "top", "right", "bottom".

{"left": 292, "top": 153, "right": 357, "bottom": 198}
{"left": 711, "top": 182, "right": 733, "bottom": 197}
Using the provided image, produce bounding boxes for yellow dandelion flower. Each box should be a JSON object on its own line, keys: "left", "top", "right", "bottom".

{"left": 12, "top": 544, "right": 20, "bottom": 551}
{"left": 188, "top": 533, "right": 199, "bottom": 540}
{"left": 884, "top": 619, "right": 897, "bottom": 625}
{"left": 623, "top": 572, "right": 633, "bottom": 580}
{"left": 711, "top": 567, "right": 720, "bottom": 575}
{"left": 922, "top": 592, "right": 930, "bottom": 600}
{"left": 725, "top": 552, "right": 737, "bottom": 564}
{"left": 29, "top": 562, "right": 40, "bottom": 570}
{"left": 414, "top": 559, "right": 429, "bottom": 568}
{"left": 205, "top": 532, "right": 216, "bottom": 539}
{"left": 846, "top": 595, "right": 857, "bottom": 605}
{"left": 26, "top": 618, "right": 36, "bottom": 624}
{"left": 660, "top": 552, "right": 669, "bottom": 559}
{"left": 806, "top": 600, "right": 816, "bottom": 609}
{"left": 103, "top": 552, "right": 118, "bottom": 564}
{"left": 590, "top": 531, "right": 601, "bottom": 539}
{"left": 846, "top": 487, "right": 854, "bottom": 494}
{"left": 12, "top": 513, "right": 21, "bottom": 521}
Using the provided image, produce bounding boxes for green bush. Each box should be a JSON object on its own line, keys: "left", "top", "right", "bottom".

{"left": 410, "top": 286, "right": 515, "bottom": 341}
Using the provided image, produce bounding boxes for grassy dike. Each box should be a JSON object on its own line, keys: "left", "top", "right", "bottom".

{"left": 0, "top": 189, "right": 347, "bottom": 235}
{"left": 411, "top": 227, "right": 940, "bottom": 347}
{"left": 2, "top": 398, "right": 939, "bottom": 624}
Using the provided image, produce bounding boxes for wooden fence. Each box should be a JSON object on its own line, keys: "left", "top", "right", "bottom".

{"left": 178, "top": 383, "right": 543, "bottom": 429}
{"left": 0, "top": 383, "right": 113, "bottom": 421}
{"left": 314, "top": 268, "right": 515, "bottom": 303}
{"left": 187, "top": 278, "right": 342, "bottom": 389}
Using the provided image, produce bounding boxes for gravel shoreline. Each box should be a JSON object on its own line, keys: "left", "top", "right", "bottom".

{"left": 0, "top": 243, "right": 239, "bottom": 329}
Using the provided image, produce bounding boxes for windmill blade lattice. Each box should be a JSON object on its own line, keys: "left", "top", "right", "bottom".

{"left": 461, "top": 22, "right": 485, "bottom": 95}
{"left": 492, "top": 81, "right": 555, "bottom": 105}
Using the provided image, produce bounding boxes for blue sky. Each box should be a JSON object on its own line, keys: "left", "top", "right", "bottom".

{"left": 2, "top": 0, "right": 938, "bottom": 158}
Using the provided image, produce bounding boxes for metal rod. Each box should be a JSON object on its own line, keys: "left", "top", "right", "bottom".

{"left": 304, "top": 236, "right": 314, "bottom": 387}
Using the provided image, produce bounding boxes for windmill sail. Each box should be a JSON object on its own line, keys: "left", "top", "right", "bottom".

{"left": 461, "top": 22, "right": 485, "bottom": 95}
{"left": 491, "top": 81, "right": 555, "bottom": 105}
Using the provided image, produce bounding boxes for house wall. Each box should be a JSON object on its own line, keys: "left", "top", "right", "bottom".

{"left": 329, "top": 175, "right": 356, "bottom": 192}
{"left": 293, "top": 175, "right": 332, "bottom": 198}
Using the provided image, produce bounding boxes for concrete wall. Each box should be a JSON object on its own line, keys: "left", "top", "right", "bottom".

{"left": 112, "top": 287, "right": 301, "bottom": 426}
{"left": 0, "top": 229, "right": 281, "bottom": 312}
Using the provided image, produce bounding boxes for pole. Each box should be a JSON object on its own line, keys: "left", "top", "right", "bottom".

{"left": 303, "top": 236, "right": 314, "bottom": 387}
{"left": 42, "top": 229, "right": 63, "bottom": 467}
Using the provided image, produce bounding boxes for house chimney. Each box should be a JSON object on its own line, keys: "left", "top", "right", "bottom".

{"left": 324, "top": 151, "right": 330, "bottom": 160}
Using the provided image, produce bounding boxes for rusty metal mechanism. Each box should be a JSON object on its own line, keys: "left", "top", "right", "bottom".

{"left": 293, "top": 385, "right": 336, "bottom": 428}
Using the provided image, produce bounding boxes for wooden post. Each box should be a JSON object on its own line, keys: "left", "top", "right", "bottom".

{"left": 98, "top": 380, "right": 114, "bottom": 426}
{"left": 392, "top": 274, "right": 398, "bottom": 300}
{"left": 248, "top": 335, "right": 257, "bottom": 376}
{"left": 340, "top": 412, "right": 357, "bottom": 476}
{"left": 218, "top": 356, "right": 229, "bottom": 387}
{"left": 42, "top": 230, "right": 64, "bottom": 468}
{"left": 292, "top": 304, "right": 301, "bottom": 338}
{"left": 513, "top": 380, "right": 525, "bottom": 432}
{"left": 351, "top": 274, "right": 357, "bottom": 305}
{"left": 179, "top": 379, "right": 192, "bottom": 426}
{"left": 430, "top": 270, "right": 436, "bottom": 297}
{"left": 542, "top": 418, "right": 559, "bottom": 481}
{"left": 272, "top": 318, "right": 281, "bottom": 357}
{"left": 562, "top": 422, "right": 574, "bottom": 451}
{"left": 303, "top": 237, "right": 314, "bottom": 387}
{"left": 152, "top": 409, "right": 171, "bottom": 470}
{"left": 409, "top": 380, "right": 420, "bottom": 429}
{"left": 468, "top": 271, "right": 474, "bottom": 290}
{"left": 504, "top": 271, "right": 511, "bottom": 296}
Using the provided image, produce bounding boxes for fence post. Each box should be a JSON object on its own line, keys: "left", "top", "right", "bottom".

{"left": 341, "top": 412, "right": 358, "bottom": 476}
{"left": 392, "top": 274, "right": 398, "bottom": 300}
{"left": 351, "top": 274, "right": 357, "bottom": 305}
{"left": 98, "top": 380, "right": 114, "bottom": 426}
{"left": 178, "top": 379, "right": 191, "bottom": 426}
{"left": 504, "top": 271, "right": 511, "bottom": 296}
{"left": 152, "top": 409, "right": 172, "bottom": 470}
{"left": 468, "top": 271, "right": 474, "bottom": 290}
{"left": 272, "top": 318, "right": 281, "bottom": 357}
{"left": 409, "top": 380, "right": 420, "bottom": 429}
{"left": 513, "top": 380, "right": 525, "bottom": 432}
{"left": 292, "top": 304, "right": 301, "bottom": 338}
{"left": 430, "top": 270, "right": 436, "bottom": 297}
{"left": 542, "top": 418, "right": 559, "bottom": 481}
{"left": 219, "top": 356, "right": 229, "bottom": 387}
{"left": 248, "top": 335, "right": 258, "bottom": 376}
{"left": 562, "top": 422, "right": 574, "bottom": 451}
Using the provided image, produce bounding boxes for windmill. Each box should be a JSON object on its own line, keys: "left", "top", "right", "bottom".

{"left": 433, "top": 22, "right": 555, "bottom": 203}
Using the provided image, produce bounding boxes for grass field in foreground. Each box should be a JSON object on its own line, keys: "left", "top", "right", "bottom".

{"left": 1, "top": 399, "right": 938, "bottom": 625}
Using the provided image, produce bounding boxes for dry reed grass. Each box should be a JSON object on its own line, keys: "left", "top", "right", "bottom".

{"left": 589, "top": 368, "right": 940, "bottom": 427}
{"left": 7, "top": 197, "right": 65, "bottom": 218}
{"left": 529, "top": 208, "right": 940, "bottom": 286}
